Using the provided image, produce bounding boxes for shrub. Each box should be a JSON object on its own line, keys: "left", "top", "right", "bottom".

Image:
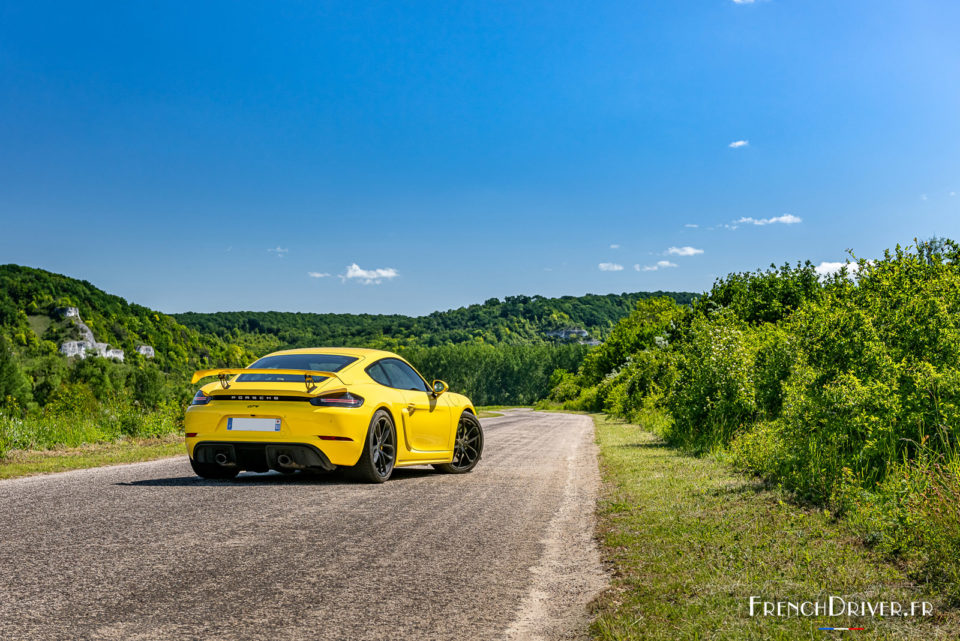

{"left": 666, "top": 311, "right": 757, "bottom": 451}
{"left": 0, "top": 338, "right": 31, "bottom": 410}
{"left": 579, "top": 298, "right": 687, "bottom": 385}
{"left": 562, "top": 386, "right": 602, "bottom": 412}
{"left": 548, "top": 369, "right": 582, "bottom": 403}
{"left": 751, "top": 323, "right": 797, "bottom": 420}
{"left": 601, "top": 349, "right": 676, "bottom": 423}
{"left": 131, "top": 365, "right": 166, "bottom": 409}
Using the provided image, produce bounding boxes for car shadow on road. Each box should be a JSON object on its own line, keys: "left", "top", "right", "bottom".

{"left": 116, "top": 467, "right": 437, "bottom": 487}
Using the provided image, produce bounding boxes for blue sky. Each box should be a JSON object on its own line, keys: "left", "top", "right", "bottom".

{"left": 1, "top": 0, "right": 958, "bottom": 315}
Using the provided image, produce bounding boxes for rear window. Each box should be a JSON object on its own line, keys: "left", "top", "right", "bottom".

{"left": 236, "top": 354, "right": 358, "bottom": 383}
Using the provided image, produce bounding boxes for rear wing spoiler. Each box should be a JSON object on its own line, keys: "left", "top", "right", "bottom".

{"left": 191, "top": 369, "right": 344, "bottom": 392}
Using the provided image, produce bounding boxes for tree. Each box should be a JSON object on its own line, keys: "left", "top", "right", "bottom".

{"left": 132, "top": 365, "right": 166, "bottom": 409}
{"left": 0, "top": 338, "right": 31, "bottom": 410}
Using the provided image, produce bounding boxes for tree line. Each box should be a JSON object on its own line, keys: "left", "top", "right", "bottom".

{"left": 173, "top": 290, "right": 696, "bottom": 349}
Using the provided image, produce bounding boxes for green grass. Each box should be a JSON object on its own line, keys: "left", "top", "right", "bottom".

{"left": 0, "top": 435, "right": 183, "bottom": 479}
{"left": 0, "top": 401, "right": 184, "bottom": 456}
{"left": 475, "top": 405, "right": 530, "bottom": 418}
{"left": 591, "top": 414, "right": 960, "bottom": 640}
{"left": 26, "top": 314, "right": 52, "bottom": 338}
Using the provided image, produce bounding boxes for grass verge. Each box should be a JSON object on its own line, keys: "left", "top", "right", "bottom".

{"left": 475, "top": 405, "right": 531, "bottom": 418}
{"left": 591, "top": 414, "right": 960, "bottom": 640}
{"left": 0, "top": 435, "right": 183, "bottom": 480}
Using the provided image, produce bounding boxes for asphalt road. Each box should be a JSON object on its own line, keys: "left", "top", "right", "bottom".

{"left": 0, "top": 410, "right": 606, "bottom": 641}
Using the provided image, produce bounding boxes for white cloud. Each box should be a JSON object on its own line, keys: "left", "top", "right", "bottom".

{"left": 684, "top": 224, "right": 699, "bottom": 228}
{"left": 341, "top": 263, "right": 399, "bottom": 285}
{"left": 598, "top": 262, "right": 624, "bottom": 272}
{"left": 637, "top": 260, "right": 678, "bottom": 272}
{"left": 610, "top": 244, "right": 621, "bottom": 249}
{"left": 666, "top": 246, "right": 704, "bottom": 256}
{"left": 728, "top": 140, "right": 749, "bottom": 148}
{"left": 307, "top": 272, "right": 331, "bottom": 278}
{"left": 735, "top": 214, "right": 802, "bottom": 226}
{"left": 815, "top": 261, "right": 860, "bottom": 278}
{"left": 268, "top": 246, "right": 289, "bottom": 257}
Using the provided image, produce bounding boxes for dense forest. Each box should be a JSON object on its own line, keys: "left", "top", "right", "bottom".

{"left": 547, "top": 238, "right": 960, "bottom": 601}
{"left": 174, "top": 290, "right": 696, "bottom": 353}
{"left": 0, "top": 263, "right": 693, "bottom": 454}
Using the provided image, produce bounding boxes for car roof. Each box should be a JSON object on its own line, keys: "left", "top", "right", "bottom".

{"left": 260, "top": 347, "right": 398, "bottom": 360}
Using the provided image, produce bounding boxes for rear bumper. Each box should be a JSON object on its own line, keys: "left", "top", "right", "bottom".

{"left": 184, "top": 402, "right": 369, "bottom": 466}
{"left": 192, "top": 441, "right": 336, "bottom": 473}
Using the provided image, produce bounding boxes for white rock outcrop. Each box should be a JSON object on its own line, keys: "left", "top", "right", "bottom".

{"left": 58, "top": 309, "right": 125, "bottom": 361}
{"left": 59, "top": 341, "right": 88, "bottom": 358}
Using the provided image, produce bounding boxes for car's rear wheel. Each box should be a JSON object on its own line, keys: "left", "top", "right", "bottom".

{"left": 351, "top": 409, "right": 397, "bottom": 483}
{"left": 189, "top": 457, "right": 240, "bottom": 480}
{"left": 434, "top": 412, "right": 483, "bottom": 474}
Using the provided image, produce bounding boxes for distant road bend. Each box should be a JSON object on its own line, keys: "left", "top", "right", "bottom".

{"left": 0, "top": 410, "right": 607, "bottom": 641}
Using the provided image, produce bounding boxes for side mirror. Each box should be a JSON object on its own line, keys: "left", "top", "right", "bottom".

{"left": 432, "top": 380, "right": 449, "bottom": 395}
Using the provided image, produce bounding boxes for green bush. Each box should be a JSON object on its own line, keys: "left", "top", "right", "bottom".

{"left": 0, "top": 337, "right": 31, "bottom": 410}
{"left": 579, "top": 297, "right": 688, "bottom": 385}
{"left": 751, "top": 323, "right": 797, "bottom": 420}
{"left": 666, "top": 311, "right": 757, "bottom": 451}
{"left": 131, "top": 365, "right": 166, "bottom": 409}
{"left": 548, "top": 369, "right": 582, "bottom": 403}
{"left": 599, "top": 349, "right": 676, "bottom": 423}
{"left": 837, "top": 435, "right": 960, "bottom": 604}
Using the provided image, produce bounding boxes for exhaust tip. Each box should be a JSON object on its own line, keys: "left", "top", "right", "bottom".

{"left": 214, "top": 453, "right": 229, "bottom": 465}
{"left": 277, "top": 454, "right": 294, "bottom": 467}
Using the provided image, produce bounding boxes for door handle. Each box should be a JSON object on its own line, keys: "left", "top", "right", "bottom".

{"left": 405, "top": 403, "right": 416, "bottom": 414}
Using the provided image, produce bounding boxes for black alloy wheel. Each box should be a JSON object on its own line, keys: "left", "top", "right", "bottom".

{"left": 434, "top": 412, "right": 484, "bottom": 474}
{"left": 352, "top": 409, "right": 397, "bottom": 483}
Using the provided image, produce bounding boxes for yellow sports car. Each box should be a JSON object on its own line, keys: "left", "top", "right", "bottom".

{"left": 184, "top": 347, "right": 483, "bottom": 482}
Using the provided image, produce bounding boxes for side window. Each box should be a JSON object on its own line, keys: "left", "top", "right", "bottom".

{"left": 366, "top": 361, "right": 393, "bottom": 387}
{"left": 379, "top": 359, "right": 429, "bottom": 392}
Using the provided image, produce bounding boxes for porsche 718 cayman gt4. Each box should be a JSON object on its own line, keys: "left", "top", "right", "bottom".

{"left": 185, "top": 348, "right": 483, "bottom": 482}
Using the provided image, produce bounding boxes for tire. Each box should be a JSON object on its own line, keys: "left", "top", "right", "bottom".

{"left": 190, "top": 457, "right": 240, "bottom": 480}
{"left": 351, "top": 409, "right": 397, "bottom": 483}
{"left": 433, "top": 412, "right": 484, "bottom": 474}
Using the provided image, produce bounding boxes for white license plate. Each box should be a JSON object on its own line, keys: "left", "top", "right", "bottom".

{"left": 227, "top": 418, "right": 281, "bottom": 432}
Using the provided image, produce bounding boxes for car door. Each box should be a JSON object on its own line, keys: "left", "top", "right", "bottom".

{"left": 376, "top": 358, "right": 451, "bottom": 452}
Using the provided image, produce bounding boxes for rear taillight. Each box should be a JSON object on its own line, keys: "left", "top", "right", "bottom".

{"left": 190, "top": 390, "right": 211, "bottom": 406}
{"left": 310, "top": 392, "right": 364, "bottom": 408}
